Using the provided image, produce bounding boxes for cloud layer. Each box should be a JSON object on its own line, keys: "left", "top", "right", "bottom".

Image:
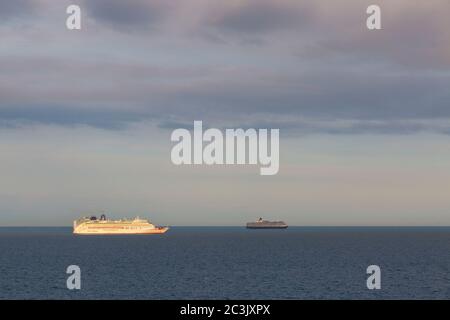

{"left": 1, "top": 0, "right": 450, "bottom": 134}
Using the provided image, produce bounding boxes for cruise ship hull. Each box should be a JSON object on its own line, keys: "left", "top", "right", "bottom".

{"left": 74, "top": 227, "right": 169, "bottom": 235}
{"left": 246, "top": 225, "right": 288, "bottom": 229}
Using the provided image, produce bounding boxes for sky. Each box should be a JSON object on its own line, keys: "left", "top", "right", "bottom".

{"left": 0, "top": 0, "right": 450, "bottom": 226}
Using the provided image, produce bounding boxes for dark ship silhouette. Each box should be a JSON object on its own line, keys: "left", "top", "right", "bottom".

{"left": 246, "top": 217, "right": 288, "bottom": 229}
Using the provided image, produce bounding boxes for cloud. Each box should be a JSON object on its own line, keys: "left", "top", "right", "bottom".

{"left": 198, "top": 0, "right": 450, "bottom": 68}
{"left": 0, "top": 0, "right": 35, "bottom": 20}
{"left": 1, "top": 0, "right": 450, "bottom": 135}
{"left": 204, "top": 0, "right": 312, "bottom": 34}
{"left": 301, "top": 1, "right": 450, "bottom": 69}
{"left": 82, "top": 0, "right": 174, "bottom": 30}
{"left": 1, "top": 54, "right": 450, "bottom": 133}
{"left": 0, "top": 105, "right": 149, "bottom": 129}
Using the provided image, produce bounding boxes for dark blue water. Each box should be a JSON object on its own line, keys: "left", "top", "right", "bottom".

{"left": 0, "top": 227, "right": 450, "bottom": 299}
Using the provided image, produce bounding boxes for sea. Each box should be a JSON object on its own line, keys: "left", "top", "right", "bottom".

{"left": 0, "top": 227, "right": 449, "bottom": 299}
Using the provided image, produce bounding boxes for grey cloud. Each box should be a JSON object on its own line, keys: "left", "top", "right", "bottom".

{"left": 1, "top": 0, "right": 450, "bottom": 136}
{"left": 284, "top": 119, "right": 450, "bottom": 136}
{"left": 205, "top": 0, "right": 312, "bottom": 34}
{"left": 155, "top": 117, "right": 450, "bottom": 137}
{"left": 0, "top": 0, "right": 35, "bottom": 20}
{"left": 161, "top": 70, "right": 450, "bottom": 121}
{"left": 1, "top": 54, "right": 450, "bottom": 133}
{"left": 199, "top": 0, "right": 450, "bottom": 68}
{"left": 303, "top": 1, "right": 450, "bottom": 69}
{"left": 0, "top": 105, "right": 151, "bottom": 130}
{"left": 157, "top": 120, "right": 194, "bottom": 130}
{"left": 75, "top": 0, "right": 450, "bottom": 68}
{"left": 83, "top": 0, "right": 172, "bottom": 30}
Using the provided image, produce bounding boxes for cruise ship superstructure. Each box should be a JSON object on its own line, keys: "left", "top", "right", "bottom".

{"left": 73, "top": 215, "right": 169, "bottom": 235}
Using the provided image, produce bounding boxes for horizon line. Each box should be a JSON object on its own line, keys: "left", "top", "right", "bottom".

{"left": 1, "top": 225, "right": 450, "bottom": 228}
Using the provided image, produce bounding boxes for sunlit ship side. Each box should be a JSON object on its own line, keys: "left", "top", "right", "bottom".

{"left": 73, "top": 215, "right": 169, "bottom": 235}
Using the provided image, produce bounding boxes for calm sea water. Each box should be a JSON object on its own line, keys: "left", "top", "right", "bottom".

{"left": 0, "top": 227, "right": 449, "bottom": 299}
